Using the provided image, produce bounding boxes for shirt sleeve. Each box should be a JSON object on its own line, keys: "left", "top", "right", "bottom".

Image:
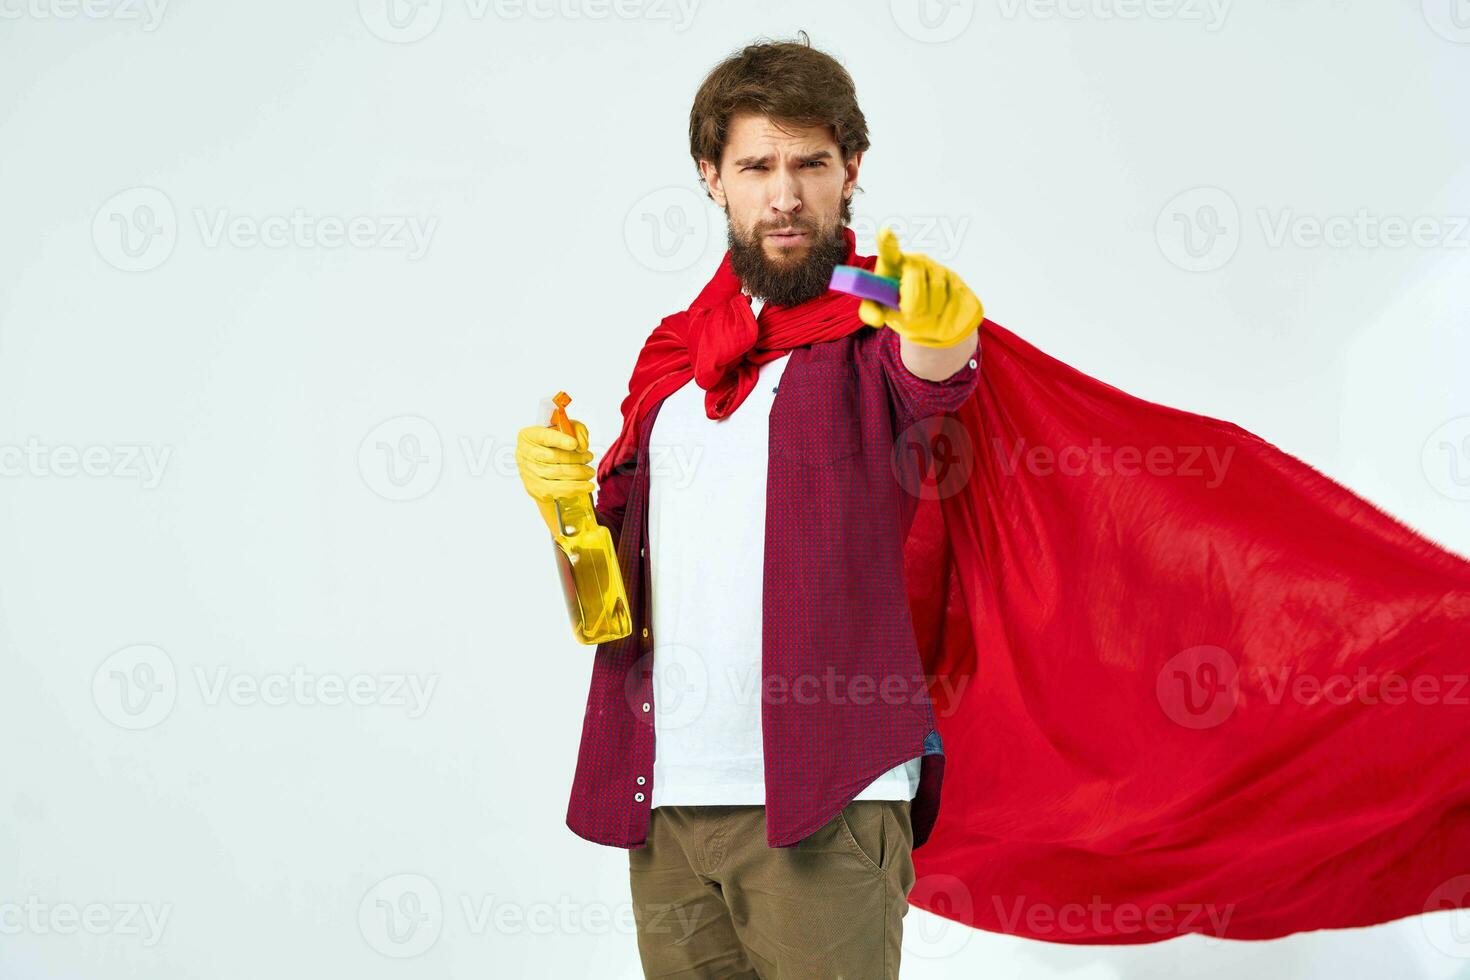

{"left": 875, "top": 324, "right": 981, "bottom": 433}
{"left": 593, "top": 456, "right": 636, "bottom": 546}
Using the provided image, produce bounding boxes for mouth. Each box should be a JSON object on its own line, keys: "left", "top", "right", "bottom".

{"left": 765, "top": 228, "right": 809, "bottom": 247}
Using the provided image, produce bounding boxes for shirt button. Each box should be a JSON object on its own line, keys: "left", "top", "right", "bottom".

{"left": 634, "top": 792, "right": 645, "bottom": 802}
{"left": 641, "top": 702, "right": 651, "bottom": 712}
{"left": 968, "top": 357, "right": 978, "bottom": 369}
{"left": 640, "top": 547, "right": 646, "bottom": 557}
{"left": 641, "top": 627, "right": 649, "bottom": 638}
{"left": 636, "top": 776, "right": 646, "bottom": 785}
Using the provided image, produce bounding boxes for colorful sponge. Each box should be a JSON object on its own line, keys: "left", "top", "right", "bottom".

{"left": 829, "top": 265, "right": 901, "bottom": 308}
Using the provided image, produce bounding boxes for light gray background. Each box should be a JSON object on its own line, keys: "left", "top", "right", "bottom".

{"left": 3, "top": 1, "right": 1469, "bottom": 977}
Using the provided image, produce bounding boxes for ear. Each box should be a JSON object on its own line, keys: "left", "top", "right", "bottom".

{"left": 698, "top": 158, "right": 727, "bottom": 208}
{"left": 842, "top": 150, "right": 863, "bottom": 201}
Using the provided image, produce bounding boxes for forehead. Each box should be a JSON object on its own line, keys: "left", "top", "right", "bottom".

{"left": 722, "top": 112, "right": 837, "bottom": 159}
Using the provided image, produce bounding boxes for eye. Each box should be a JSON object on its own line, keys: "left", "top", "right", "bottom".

{"left": 743, "top": 164, "right": 768, "bottom": 172}
{"left": 803, "top": 160, "right": 826, "bottom": 168}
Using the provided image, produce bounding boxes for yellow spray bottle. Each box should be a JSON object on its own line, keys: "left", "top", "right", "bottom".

{"left": 546, "top": 392, "right": 632, "bottom": 645}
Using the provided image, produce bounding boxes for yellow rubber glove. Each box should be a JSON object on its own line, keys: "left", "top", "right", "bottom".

{"left": 857, "top": 226, "right": 984, "bottom": 348}
{"left": 516, "top": 417, "right": 593, "bottom": 537}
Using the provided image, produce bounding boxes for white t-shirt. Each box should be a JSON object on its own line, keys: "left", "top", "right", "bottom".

{"left": 646, "top": 292, "right": 922, "bottom": 807}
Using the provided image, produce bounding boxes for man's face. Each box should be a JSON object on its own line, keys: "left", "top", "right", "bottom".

{"left": 699, "top": 112, "right": 862, "bottom": 308}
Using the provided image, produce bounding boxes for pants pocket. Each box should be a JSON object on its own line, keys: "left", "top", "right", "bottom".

{"left": 837, "top": 803, "right": 888, "bottom": 876}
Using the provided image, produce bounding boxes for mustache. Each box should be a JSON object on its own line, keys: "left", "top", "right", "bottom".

{"left": 751, "top": 218, "right": 817, "bottom": 237}
{"left": 726, "top": 216, "right": 850, "bottom": 308}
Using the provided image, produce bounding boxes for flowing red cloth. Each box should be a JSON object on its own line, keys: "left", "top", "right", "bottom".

{"left": 907, "top": 323, "right": 1470, "bottom": 942}
{"left": 602, "top": 232, "right": 1470, "bottom": 943}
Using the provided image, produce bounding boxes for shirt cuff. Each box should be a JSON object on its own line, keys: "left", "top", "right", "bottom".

{"left": 879, "top": 326, "right": 981, "bottom": 421}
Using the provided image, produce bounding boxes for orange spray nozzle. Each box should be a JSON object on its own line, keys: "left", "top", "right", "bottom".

{"left": 549, "top": 391, "right": 575, "bottom": 438}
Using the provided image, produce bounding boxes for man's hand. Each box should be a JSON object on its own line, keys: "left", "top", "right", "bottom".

{"left": 857, "top": 226, "right": 984, "bottom": 349}
{"left": 516, "top": 419, "right": 593, "bottom": 535}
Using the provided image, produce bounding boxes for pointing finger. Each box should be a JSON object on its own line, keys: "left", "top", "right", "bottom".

{"left": 875, "top": 226, "right": 905, "bottom": 278}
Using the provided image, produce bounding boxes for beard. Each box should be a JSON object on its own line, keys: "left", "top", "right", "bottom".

{"left": 726, "top": 208, "right": 851, "bottom": 309}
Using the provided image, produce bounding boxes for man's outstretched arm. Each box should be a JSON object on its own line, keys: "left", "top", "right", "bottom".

{"left": 898, "top": 326, "right": 979, "bottom": 381}
{"left": 858, "top": 225, "right": 984, "bottom": 381}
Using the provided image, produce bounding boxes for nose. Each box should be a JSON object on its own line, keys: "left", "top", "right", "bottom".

{"left": 769, "top": 167, "right": 802, "bottom": 219}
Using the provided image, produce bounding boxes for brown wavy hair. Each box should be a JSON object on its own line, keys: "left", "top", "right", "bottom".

{"left": 688, "top": 32, "right": 869, "bottom": 218}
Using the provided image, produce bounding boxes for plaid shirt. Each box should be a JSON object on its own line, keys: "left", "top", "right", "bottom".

{"left": 567, "top": 324, "right": 980, "bottom": 849}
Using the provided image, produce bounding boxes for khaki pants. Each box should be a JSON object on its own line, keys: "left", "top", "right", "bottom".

{"left": 628, "top": 800, "right": 916, "bottom": 979}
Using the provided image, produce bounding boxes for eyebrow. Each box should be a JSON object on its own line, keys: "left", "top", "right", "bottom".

{"left": 731, "top": 150, "right": 833, "bottom": 168}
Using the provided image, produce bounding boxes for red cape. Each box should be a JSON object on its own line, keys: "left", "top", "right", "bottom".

{"left": 910, "top": 320, "right": 1470, "bottom": 943}
{"left": 604, "top": 236, "right": 1470, "bottom": 943}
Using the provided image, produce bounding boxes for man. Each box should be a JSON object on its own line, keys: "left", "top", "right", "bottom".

{"left": 516, "top": 35, "right": 983, "bottom": 978}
